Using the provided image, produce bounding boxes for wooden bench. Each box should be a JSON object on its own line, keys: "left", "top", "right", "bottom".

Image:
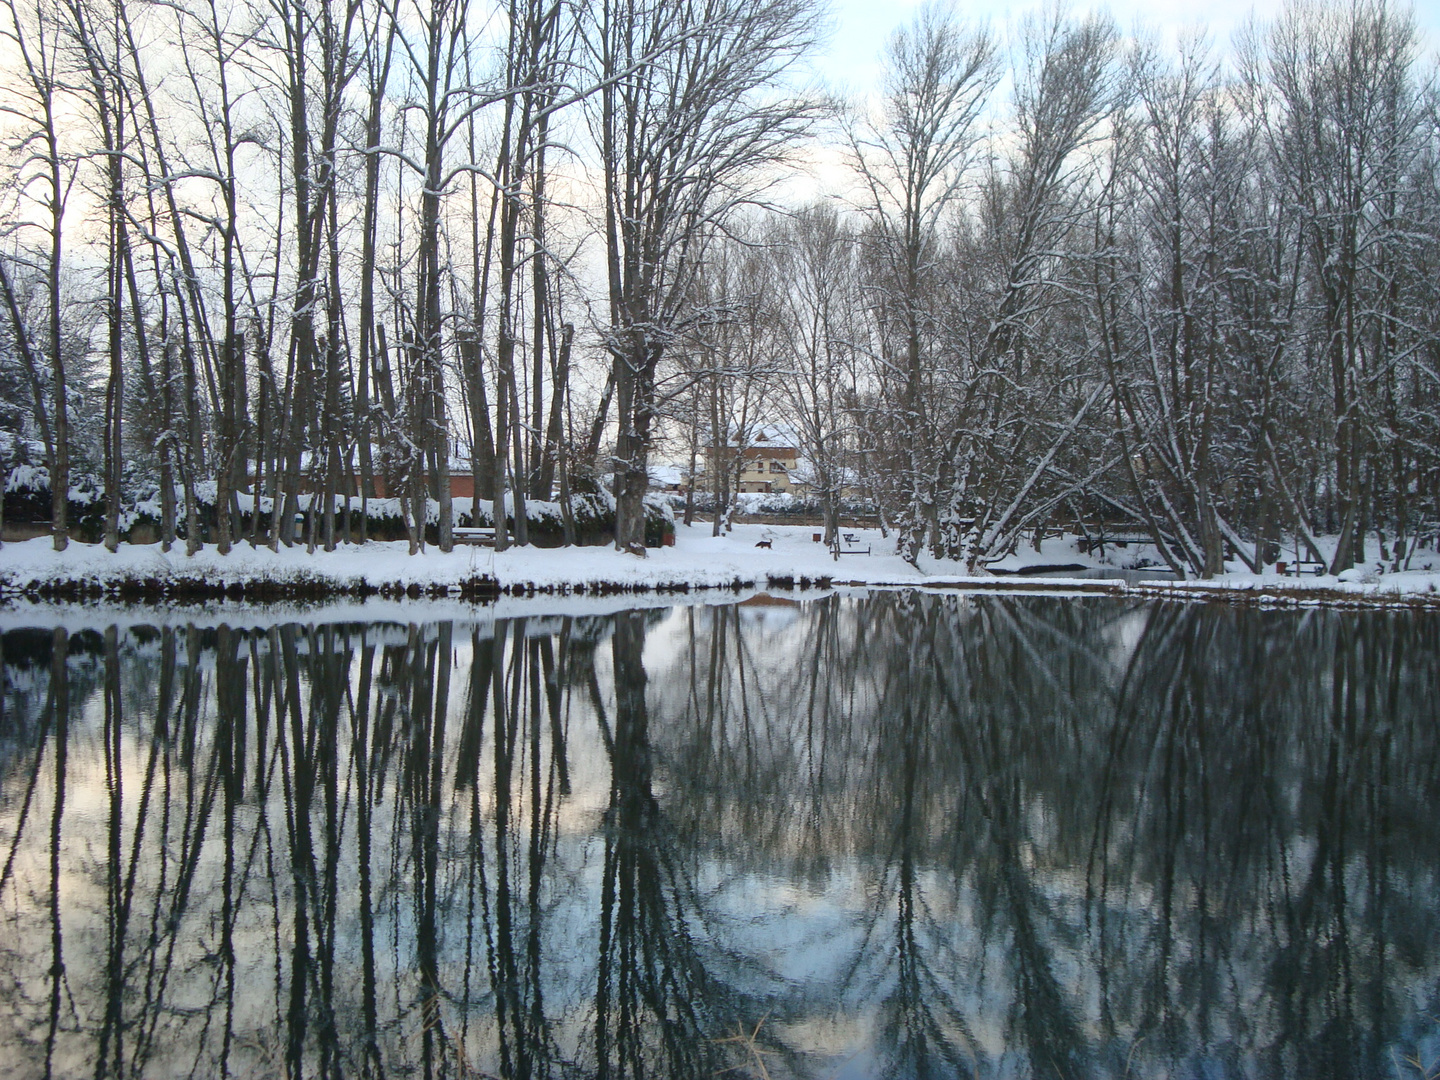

{"left": 1278, "top": 558, "right": 1326, "bottom": 576}
{"left": 832, "top": 532, "right": 871, "bottom": 556}
{"left": 452, "top": 527, "right": 496, "bottom": 547}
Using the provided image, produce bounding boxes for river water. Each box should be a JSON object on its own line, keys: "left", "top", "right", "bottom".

{"left": 0, "top": 593, "right": 1437, "bottom": 1079}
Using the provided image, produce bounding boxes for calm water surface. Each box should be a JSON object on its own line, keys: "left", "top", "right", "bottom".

{"left": 0, "top": 593, "right": 1437, "bottom": 1079}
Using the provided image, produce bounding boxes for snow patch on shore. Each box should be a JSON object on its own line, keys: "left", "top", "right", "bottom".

{"left": 2, "top": 524, "right": 1438, "bottom": 602}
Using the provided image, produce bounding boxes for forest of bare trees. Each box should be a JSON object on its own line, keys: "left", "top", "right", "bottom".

{"left": 0, "top": 0, "right": 1437, "bottom": 575}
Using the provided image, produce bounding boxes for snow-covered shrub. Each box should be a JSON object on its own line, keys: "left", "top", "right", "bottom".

{"left": 459, "top": 490, "right": 673, "bottom": 547}
{"left": 3, "top": 465, "right": 107, "bottom": 540}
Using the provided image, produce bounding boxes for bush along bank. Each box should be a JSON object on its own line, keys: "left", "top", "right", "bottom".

{"left": 456, "top": 491, "right": 676, "bottom": 548}
{"left": 3, "top": 471, "right": 676, "bottom": 550}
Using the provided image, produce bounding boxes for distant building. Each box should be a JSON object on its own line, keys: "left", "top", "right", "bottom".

{"left": 647, "top": 463, "right": 687, "bottom": 494}
{"left": 705, "top": 423, "right": 799, "bottom": 494}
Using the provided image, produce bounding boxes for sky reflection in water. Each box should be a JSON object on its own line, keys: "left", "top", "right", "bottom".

{"left": 1, "top": 594, "right": 1438, "bottom": 1079}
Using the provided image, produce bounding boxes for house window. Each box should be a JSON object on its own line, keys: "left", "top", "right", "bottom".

{"left": 769, "top": 460, "right": 786, "bottom": 473}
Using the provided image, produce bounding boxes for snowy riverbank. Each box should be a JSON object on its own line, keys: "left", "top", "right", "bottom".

{"left": 2, "top": 523, "right": 1439, "bottom": 606}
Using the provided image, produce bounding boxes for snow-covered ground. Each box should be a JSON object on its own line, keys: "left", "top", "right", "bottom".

{"left": 0, "top": 523, "right": 909, "bottom": 594}
{"left": 2, "top": 523, "right": 1438, "bottom": 604}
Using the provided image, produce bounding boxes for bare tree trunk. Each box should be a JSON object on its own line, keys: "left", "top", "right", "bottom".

{"left": 159, "top": 325, "right": 177, "bottom": 550}
{"left": 356, "top": 11, "right": 395, "bottom": 544}
{"left": 47, "top": 79, "right": 68, "bottom": 552}
{"left": 538, "top": 323, "right": 572, "bottom": 504}
{"left": 462, "top": 45, "right": 497, "bottom": 527}
{"left": 174, "top": 289, "right": 204, "bottom": 554}
{"left": 594, "top": 0, "right": 818, "bottom": 553}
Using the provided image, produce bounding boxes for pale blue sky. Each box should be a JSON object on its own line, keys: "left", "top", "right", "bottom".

{"left": 811, "top": 0, "right": 1440, "bottom": 96}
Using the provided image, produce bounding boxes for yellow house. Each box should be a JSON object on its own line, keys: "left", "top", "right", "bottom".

{"left": 706, "top": 424, "right": 799, "bottom": 494}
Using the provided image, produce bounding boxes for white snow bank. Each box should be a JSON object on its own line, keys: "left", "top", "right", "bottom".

{"left": 2, "top": 524, "right": 1438, "bottom": 604}
{"left": 0, "top": 523, "right": 913, "bottom": 592}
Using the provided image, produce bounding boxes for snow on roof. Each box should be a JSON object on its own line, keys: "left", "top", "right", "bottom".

{"left": 750, "top": 423, "right": 797, "bottom": 450}
{"left": 704, "top": 421, "right": 798, "bottom": 451}
{"left": 648, "top": 463, "right": 686, "bottom": 486}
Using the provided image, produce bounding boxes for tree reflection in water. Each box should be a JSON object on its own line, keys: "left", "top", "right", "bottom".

{"left": 0, "top": 596, "right": 1437, "bottom": 1078}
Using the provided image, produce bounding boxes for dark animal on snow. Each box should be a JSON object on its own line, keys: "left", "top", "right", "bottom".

{"left": 755, "top": 540, "right": 772, "bottom": 549}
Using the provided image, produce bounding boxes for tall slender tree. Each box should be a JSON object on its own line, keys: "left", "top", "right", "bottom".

{"left": 590, "top": 0, "right": 819, "bottom": 553}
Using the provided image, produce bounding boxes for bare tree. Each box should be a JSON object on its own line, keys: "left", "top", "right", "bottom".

{"left": 679, "top": 229, "right": 783, "bottom": 535}
{"left": 1, "top": 0, "right": 73, "bottom": 549}
{"left": 1101, "top": 41, "right": 1242, "bottom": 577}
{"left": 771, "top": 203, "right": 860, "bottom": 545}
{"left": 847, "top": 5, "right": 996, "bottom": 558}
{"left": 589, "top": 0, "right": 819, "bottom": 553}
{"left": 1265, "top": 0, "right": 1426, "bottom": 571}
